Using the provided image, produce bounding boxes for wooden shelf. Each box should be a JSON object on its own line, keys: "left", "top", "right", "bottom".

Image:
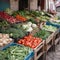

{"left": 37, "top": 52, "right": 45, "bottom": 59}
{"left": 46, "top": 33, "right": 54, "bottom": 44}
{"left": 55, "top": 37, "right": 60, "bottom": 45}
{"left": 47, "top": 45, "right": 52, "bottom": 51}
{"left": 36, "top": 45, "right": 43, "bottom": 52}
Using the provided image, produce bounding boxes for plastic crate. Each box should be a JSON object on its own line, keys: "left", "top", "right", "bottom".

{"left": 2, "top": 43, "right": 34, "bottom": 60}
{"left": 46, "top": 21, "right": 60, "bottom": 28}
{"left": 0, "top": 41, "right": 13, "bottom": 50}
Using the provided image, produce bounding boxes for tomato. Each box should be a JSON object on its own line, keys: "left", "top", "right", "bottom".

{"left": 18, "top": 41, "right": 22, "bottom": 44}
{"left": 24, "top": 36, "right": 28, "bottom": 39}
{"left": 31, "top": 45, "right": 36, "bottom": 48}
{"left": 17, "top": 35, "right": 42, "bottom": 49}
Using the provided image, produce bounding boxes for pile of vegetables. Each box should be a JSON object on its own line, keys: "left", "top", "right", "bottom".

{"left": 50, "top": 20, "right": 60, "bottom": 25}
{"left": 42, "top": 25, "right": 57, "bottom": 32}
{"left": 0, "top": 45, "right": 32, "bottom": 60}
{"left": 0, "top": 27, "right": 28, "bottom": 39}
{"left": 0, "top": 21, "right": 28, "bottom": 39}
{"left": 34, "top": 30, "right": 51, "bottom": 40}
{"left": 16, "top": 15, "right": 27, "bottom": 22}
{"left": 12, "top": 10, "right": 51, "bottom": 22}
{"left": 18, "top": 35, "right": 42, "bottom": 49}
{"left": 0, "top": 20, "right": 10, "bottom": 29}
{"left": 0, "top": 33, "right": 13, "bottom": 47}
{"left": 22, "top": 22, "right": 38, "bottom": 32}
{"left": 0, "top": 12, "right": 19, "bottom": 24}
{"left": 4, "top": 8, "right": 13, "bottom": 15}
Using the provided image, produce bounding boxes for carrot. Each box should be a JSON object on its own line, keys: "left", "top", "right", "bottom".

{"left": 16, "top": 15, "right": 27, "bottom": 22}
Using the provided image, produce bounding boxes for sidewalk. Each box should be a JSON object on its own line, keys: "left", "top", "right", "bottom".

{"left": 46, "top": 41, "right": 60, "bottom": 60}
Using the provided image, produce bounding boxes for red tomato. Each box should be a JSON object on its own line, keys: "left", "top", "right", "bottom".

{"left": 18, "top": 41, "right": 22, "bottom": 44}
{"left": 17, "top": 35, "right": 42, "bottom": 49}
{"left": 31, "top": 45, "right": 36, "bottom": 48}
{"left": 24, "top": 36, "right": 28, "bottom": 39}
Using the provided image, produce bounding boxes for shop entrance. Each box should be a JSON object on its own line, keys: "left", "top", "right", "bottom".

{"left": 38, "top": 0, "right": 45, "bottom": 10}
{"left": 19, "top": 0, "right": 28, "bottom": 10}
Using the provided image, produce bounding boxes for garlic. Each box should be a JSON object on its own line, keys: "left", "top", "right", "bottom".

{"left": 3, "top": 40, "right": 8, "bottom": 45}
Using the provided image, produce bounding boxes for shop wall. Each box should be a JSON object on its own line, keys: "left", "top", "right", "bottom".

{"left": 10, "top": 0, "right": 19, "bottom": 11}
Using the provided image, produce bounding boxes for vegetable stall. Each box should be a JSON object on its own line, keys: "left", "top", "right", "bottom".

{"left": 0, "top": 9, "right": 60, "bottom": 60}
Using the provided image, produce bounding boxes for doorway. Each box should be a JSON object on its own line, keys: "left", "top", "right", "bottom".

{"left": 19, "top": 0, "right": 28, "bottom": 10}
{"left": 38, "top": 0, "right": 45, "bottom": 10}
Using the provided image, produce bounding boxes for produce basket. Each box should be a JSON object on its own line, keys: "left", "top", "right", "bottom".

{"left": 0, "top": 39, "right": 13, "bottom": 50}
{"left": 46, "top": 21, "right": 60, "bottom": 28}
{"left": 40, "top": 22, "right": 58, "bottom": 33}
{"left": 44, "top": 28, "right": 60, "bottom": 52}
{"left": 0, "top": 33, "right": 14, "bottom": 50}
{"left": 33, "top": 40, "right": 45, "bottom": 60}
{"left": 2, "top": 43, "right": 34, "bottom": 60}
{"left": 52, "top": 29, "right": 60, "bottom": 45}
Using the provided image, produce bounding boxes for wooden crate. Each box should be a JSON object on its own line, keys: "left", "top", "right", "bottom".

{"left": 52, "top": 29, "right": 60, "bottom": 45}
{"left": 46, "top": 33, "right": 54, "bottom": 44}
{"left": 33, "top": 41, "right": 45, "bottom": 60}
{"left": 45, "top": 29, "right": 60, "bottom": 52}
{"left": 44, "top": 33, "right": 54, "bottom": 51}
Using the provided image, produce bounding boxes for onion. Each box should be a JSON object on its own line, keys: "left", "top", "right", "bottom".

{"left": 2, "top": 34, "right": 9, "bottom": 38}
{"left": 5, "top": 34, "right": 9, "bottom": 38}
{"left": 5, "top": 39, "right": 9, "bottom": 42}
{"left": 3, "top": 40, "right": 8, "bottom": 45}
{"left": 0, "top": 43, "right": 4, "bottom": 47}
{"left": 9, "top": 38, "right": 13, "bottom": 42}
